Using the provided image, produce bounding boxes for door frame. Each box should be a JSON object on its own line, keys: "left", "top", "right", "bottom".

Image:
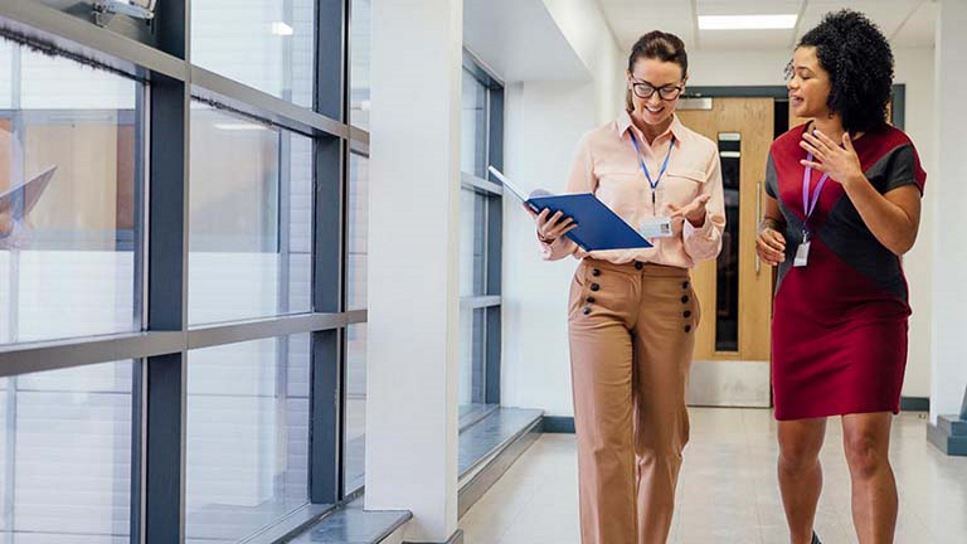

{"left": 678, "top": 85, "right": 906, "bottom": 408}
{"left": 685, "top": 84, "right": 907, "bottom": 130}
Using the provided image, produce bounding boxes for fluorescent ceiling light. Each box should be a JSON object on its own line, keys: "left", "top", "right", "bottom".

{"left": 214, "top": 123, "right": 267, "bottom": 131}
{"left": 698, "top": 14, "right": 798, "bottom": 30}
{"left": 272, "top": 22, "right": 294, "bottom": 36}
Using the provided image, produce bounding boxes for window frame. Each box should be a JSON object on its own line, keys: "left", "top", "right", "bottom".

{"left": 0, "top": 0, "right": 364, "bottom": 542}
{"left": 459, "top": 51, "right": 504, "bottom": 407}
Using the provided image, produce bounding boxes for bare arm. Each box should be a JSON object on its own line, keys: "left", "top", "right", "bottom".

{"left": 756, "top": 195, "right": 787, "bottom": 265}
{"left": 801, "top": 130, "right": 922, "bottom": 256}
{"left": 840, "top": 181, "right": 921, "bottom": 255}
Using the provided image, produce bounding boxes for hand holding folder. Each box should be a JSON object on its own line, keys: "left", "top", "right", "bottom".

{"left": 488, "top": 166, "right": 652, "bottom": 252}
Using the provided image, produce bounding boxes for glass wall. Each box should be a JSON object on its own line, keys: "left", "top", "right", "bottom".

{"left": 191, "top": 0, "right": 316, "bottom": 107}
{"left": 458, "top": 61, "right": 503, "bottom": 416}
{"left": 188, "top": 105, "right": 313, "bottom": 326}
{"left": 185, "top": 334, "right": 310, "bottom": 542}
{"left": 0, "top": 39, "right": 142, "bottom": 345}
{"left": 0, "top": 0, "right": 365, "bottom": 540}
{"left": 0, "top": 361, "right": 133, "bottom": 542}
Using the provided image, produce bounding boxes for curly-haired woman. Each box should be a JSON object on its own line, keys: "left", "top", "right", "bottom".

{"left": 755, "top": 10, "right": 925, "bottom": 544}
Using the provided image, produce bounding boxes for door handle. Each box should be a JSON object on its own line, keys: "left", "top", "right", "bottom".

{"left": 755, "top": 181, "right": 762, "bottom": 275}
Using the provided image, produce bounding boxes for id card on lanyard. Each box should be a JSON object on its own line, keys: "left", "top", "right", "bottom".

{"left": 629, "top": 132, "right": 675, "bottom": 239}
{"left": 795, "top": 152, "right": 830, "bottom": 267}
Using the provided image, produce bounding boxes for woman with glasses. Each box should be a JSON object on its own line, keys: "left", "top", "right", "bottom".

{"left": 528, "top": 30, "right": 725, "bottom": 544}
{"left": 756, "top": 10, "right": 925, "bottom": 544}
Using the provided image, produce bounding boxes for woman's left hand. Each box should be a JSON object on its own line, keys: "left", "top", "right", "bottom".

{"left": 800, "top": 130, "right": 866, "bottom": 187}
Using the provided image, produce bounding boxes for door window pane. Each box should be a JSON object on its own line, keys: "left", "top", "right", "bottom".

{"left": 716, "top": 133, "right": 741, "bottom": 352}
{"left": 189, "top": 105, "right": 313, "bottom": 325}
{"left": 186, "top": 334, "right": 310, "bottom": 542}
{"left": 0, "top": 38, "right": 143, "bottom": 344}
{"left": 191, "top": 0, "right": 315, "bottom": 107}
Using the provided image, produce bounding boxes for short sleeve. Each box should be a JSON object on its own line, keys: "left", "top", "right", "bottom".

{"left": 765, "top": 153, "right": 779, "bottom": 199}
{"left": 882, "top": 143, "right": 927, "bottom": 195}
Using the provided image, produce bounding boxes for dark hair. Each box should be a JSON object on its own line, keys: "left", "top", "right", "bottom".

{"left": 626, "top": 31, "right": 688, "bottom": 111}
{"left": 797, "top": 9, "right": 894, "bottom": 133}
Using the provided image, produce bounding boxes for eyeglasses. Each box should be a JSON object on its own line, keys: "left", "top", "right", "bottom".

{"left": 629, "top": 78, "right": 684, "bottom": 101}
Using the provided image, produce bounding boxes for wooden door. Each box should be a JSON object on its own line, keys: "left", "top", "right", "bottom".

{"left": 677, "top": 98, "right": 774, "bottom": 363}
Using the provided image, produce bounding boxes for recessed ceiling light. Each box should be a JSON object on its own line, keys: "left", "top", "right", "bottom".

{"left": 698, "top": 14, "right": 798, "bottom": 30}
{"left": 272, "top": 22, "right": 295, "bottom": 36}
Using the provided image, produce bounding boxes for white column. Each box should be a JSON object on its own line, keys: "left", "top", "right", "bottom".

{"left": 365, "top": 0, "right": 462, "bottom": 542}
{"left": 930, "top": 0, "right": 967, "bottom": 424}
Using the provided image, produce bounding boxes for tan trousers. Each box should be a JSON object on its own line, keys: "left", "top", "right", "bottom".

{"left": 568, "top": 258, "right": 700, "bottom": 544}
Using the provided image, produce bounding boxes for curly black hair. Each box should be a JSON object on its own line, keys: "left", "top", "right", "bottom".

{"left": 797, "top": 9, "right": 894, "bottom": 133}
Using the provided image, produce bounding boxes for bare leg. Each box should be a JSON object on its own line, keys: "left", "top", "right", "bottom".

{"left": 842, "top": 413, "right": 897, "bottom": 544}
{"left": 778, "top": 418, "right": 827, "bottom": 544}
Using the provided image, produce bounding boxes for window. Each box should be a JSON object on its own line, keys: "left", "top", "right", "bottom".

{"left": 0, "top": 0, "right": 363, "bottom": 540}
{"left": 461, "top": 70, "right": 488, "bottom": 178}
{"left": 341, "top": 0, "right": 371, "bottom": 496}
{"left": 458, "top": 58, "right": 503, "bottom": 414}
{"left": 343, "top": 323, "right": 367, "bottom": 495}
{"left": 188, "top": 105, "right": 313, "bottom": 326}
{"left": 0, "top": 38, "right": 143, "bottom": 345}
{"left": 350, "top": 0, "right": 371, "bottom": 129}
{"left": 0, "top": 361, "right": 134, "bottom": 540}
{"left": 185, "top": 334, "right": 310, "bottom": 542}
{"left": 346, "top": 153, "right": 369, "bottom": 311}
{"left": 191, "top": 0, "right": 316, "bottom": 107}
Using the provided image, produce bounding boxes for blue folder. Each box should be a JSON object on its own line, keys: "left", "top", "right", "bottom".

{"left": 527, "top": 193, "right": 652, "bottom": 252}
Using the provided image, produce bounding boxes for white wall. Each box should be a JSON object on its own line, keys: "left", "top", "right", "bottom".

{"left": 500, "top": 1, "right": 624, "bottom": 416}
{"left": 930, "top": 0, "right": 967, "bottom": 424}
{"left": 501, "top": 44, "right": 938, "bottom": 417}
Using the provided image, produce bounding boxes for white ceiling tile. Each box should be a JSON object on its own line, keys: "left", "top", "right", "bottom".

{"left": 797, "top": 0, "right": 925, "bottom": 43}
{"left": 599, "top": 0, "right": 933, "bottom": 52}
{"left": 891, "top": 1, "right": 936, "bottom": 48}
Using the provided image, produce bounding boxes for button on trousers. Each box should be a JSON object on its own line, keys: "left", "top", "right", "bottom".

{"left": 567, "top": 258, "right": 701, "bottom": 544}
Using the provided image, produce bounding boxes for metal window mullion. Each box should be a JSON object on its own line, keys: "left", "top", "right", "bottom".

{"left": 308, "top": 0, "right": 348, "bottom": 505}
{"left": 190, "top": 67, "right": 348, "bottom": 140}
{"left": 459, "top": 296, "right": 501, "bottom": 310}
{"left": 139, "top": 0, "right": 189, "bottom": 540}
{"left": 485, "top": 81, "right": 504, "bottom": 406}
{"left": 461, "top": 172, "right": 502, "bottom": 196}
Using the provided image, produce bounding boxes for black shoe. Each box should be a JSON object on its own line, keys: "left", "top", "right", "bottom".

{"left": 812, "top": 532, "right": 822, "bottom": 544}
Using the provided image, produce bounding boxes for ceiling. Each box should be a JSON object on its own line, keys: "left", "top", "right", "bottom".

{"left": 598, "top": 0, "right": 937, "bottom": 52}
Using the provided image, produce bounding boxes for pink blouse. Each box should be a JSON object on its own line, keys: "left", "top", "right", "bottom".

{"left": 540, "top": 111, "right": 725, "bottom": 268}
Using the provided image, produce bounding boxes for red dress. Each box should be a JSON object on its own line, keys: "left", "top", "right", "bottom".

{"left": 766, "top": 123, "right": 926, "bottom": 420}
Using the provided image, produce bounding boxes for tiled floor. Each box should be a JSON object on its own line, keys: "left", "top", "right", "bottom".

{"left": 459, "top": 408, "right": 967, "bottom": 544}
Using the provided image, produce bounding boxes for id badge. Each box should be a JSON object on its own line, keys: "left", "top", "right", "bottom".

{"left": 793, "top": 241, "right": 811, "bottom": 267}
{"left": 639, "top": 217, "right": 673, "bottom": 239}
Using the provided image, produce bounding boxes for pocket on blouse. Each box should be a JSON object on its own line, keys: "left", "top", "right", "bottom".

{"left": 663, "top": 168, "right": 708, "bottom": 203}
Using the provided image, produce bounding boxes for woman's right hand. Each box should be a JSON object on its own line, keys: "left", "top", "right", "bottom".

{"left": 526, "top": 205, "right": 576, "bottom": 244}
{"left": 756, "top": 225, "right": 787, "bottom": 266}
